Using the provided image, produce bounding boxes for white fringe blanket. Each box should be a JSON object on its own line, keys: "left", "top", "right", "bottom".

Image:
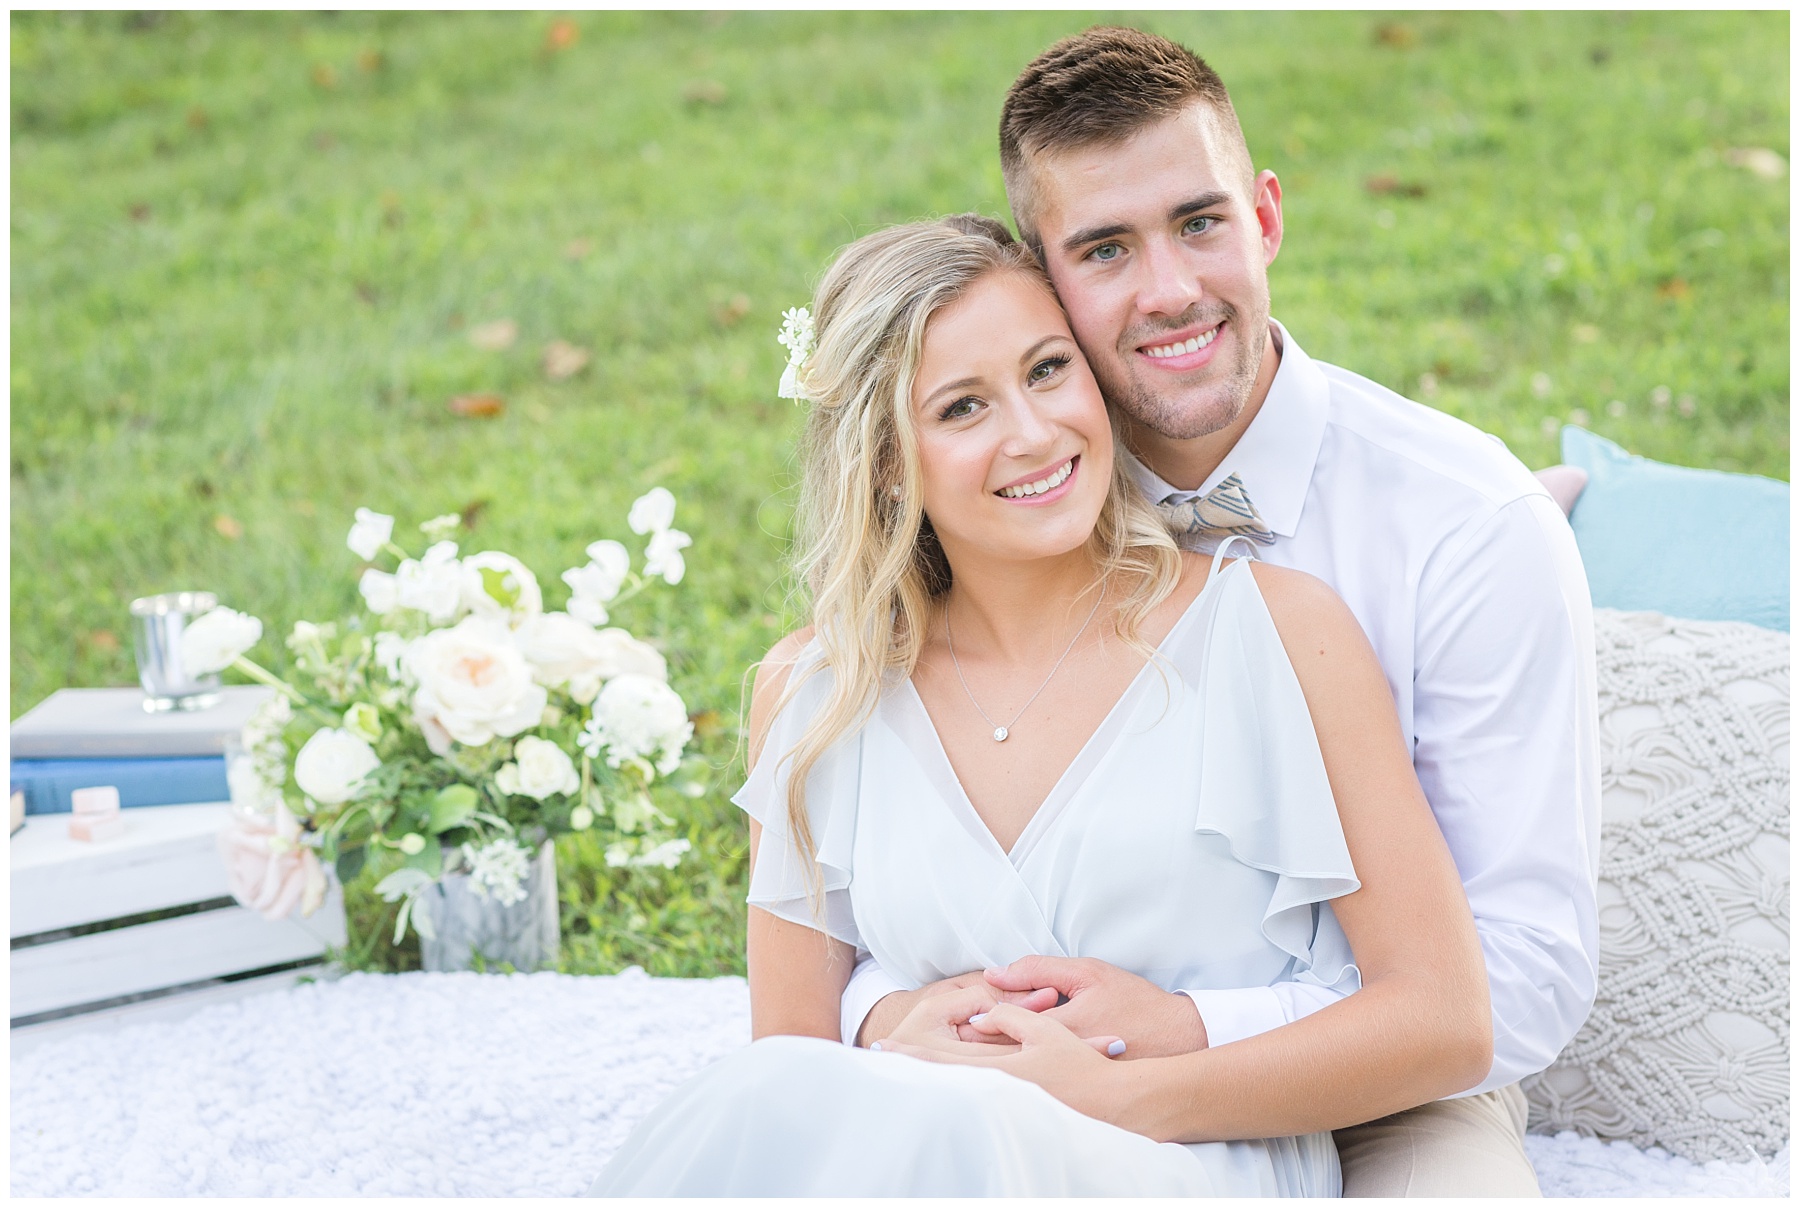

{"left": 9, "top": 970, "right": 1788, "bottom": 1197}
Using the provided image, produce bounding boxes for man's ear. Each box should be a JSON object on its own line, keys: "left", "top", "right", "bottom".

{"left": 1253, "top": 169, "right": 1285, "bottom": 268}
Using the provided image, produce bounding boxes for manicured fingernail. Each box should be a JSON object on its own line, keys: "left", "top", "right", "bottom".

{"left": 969, "top": 1012, "right": 988, "bottom": 1024}
{"left": 869, "top": 1041, "right": 883, "bottom": 1051}
{"left": 1107, "top": 1040, "right": 1127, "bottom": 1057}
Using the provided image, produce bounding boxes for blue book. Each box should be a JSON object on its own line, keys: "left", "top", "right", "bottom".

{"left": 11, "top": 755, "right": 230, "bottom": 815}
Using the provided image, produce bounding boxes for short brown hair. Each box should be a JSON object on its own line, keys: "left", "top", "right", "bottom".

{"left": 999, "top": 27, "right": 1251, "bottom": 247}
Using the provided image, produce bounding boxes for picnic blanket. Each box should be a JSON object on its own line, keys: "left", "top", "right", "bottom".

{"left": 9, "top": 970, "right": 1788, "bottom": 1197}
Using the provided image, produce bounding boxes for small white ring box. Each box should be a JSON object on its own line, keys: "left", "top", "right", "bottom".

{"left": 69, "top": 786, "right": 126, "bottom": 843}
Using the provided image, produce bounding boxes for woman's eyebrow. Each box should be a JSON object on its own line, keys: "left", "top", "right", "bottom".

{"left": 922, "top": 374, "right": 982, "bottom": 408}
{"left": 1017, "top": 334, "right": 1066, "bottom": 364}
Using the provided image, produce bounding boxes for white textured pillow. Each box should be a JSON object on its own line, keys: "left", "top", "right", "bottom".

{"left": 1523, "top": 609, "right": 1789, "bottom": 1161}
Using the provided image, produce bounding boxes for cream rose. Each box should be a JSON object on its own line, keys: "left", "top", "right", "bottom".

{"left": 591, "top": 628, "right": 668, "bottom": 682}
{"left": 406, "top": 616, "right": 547, "bottom": 748}
{"left": 218, "top": 803, "right": 328, "bottom": 920}
{"left": 495, "top": 735, "right": 580, "bottom": 801}
{"left": 515, "top": 612, "right": 614, "bottom": 703}
{"left": 180, "top": 606, "right": 264, "bottom": 676}
{"left": 292, "top": 727, "right": 381, "bottom": 805}
{"left": 460, "top": 550, "right": 543, "bottom": 621}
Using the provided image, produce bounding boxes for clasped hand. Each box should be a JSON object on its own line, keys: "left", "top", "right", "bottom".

{"left": 871, "top": 956, "right": 1208, "bottom": 1061}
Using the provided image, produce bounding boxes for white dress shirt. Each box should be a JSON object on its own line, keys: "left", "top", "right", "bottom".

{"left": 837, "top": 320, "right": 1601, "bottom": 1098}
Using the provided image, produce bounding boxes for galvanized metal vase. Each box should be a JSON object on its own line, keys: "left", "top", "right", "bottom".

{"left": 416, "top": 842, "right": 560, "bottom": 973}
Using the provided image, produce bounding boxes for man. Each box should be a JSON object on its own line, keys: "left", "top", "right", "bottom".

{"left": 842, "top": 26, "right": 1600, "bottom": 1197}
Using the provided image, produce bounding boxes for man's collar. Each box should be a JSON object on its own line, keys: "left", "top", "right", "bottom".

{"left": 1122, "top": 318, "right": 1330, "bottom": 538}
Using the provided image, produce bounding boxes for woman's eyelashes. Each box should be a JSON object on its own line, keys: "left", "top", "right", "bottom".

{"left": 933, "top": 355, "right": 1073, "bottom": 422}
{"left": 1028, "top": 353, "right": 1072, "bottom": 385}
{"left": 938, "top": 395, "right": 983, "bottom": 421}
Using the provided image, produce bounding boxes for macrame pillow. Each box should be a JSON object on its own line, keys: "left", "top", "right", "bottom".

{"left": 1523, "top": 609, "right": 1789, "bottom": 1161}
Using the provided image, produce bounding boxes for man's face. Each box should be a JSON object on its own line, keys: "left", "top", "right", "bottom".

{"left": 1028, "top": 103, "right": 1284, "bottom": 443}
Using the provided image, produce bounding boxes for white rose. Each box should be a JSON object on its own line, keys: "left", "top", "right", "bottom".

{"left": 373, "top": 631, "right": 408, "bottom": 680}
{"left": 359, "top": 568, "right": 399, "bottom": 615}
{"left": 347, "top": 507, "right": 395, "bottom": 561}
{"left": 579, "top": 673, "right": 692, "bottom": 775}
{"left": 628, "top": 486, "right": 677, "bottom": 535}
{"left": 515, "top": 612, "right": 613, "bottom": 703}
{"left": 406, "top": 616, "right": 547, "bottom": 748}
{"left": 643, "top": 527, "right": 692, "bottom": 586}
{"left": 591, "top": 628, "right": 668, "bottom": 682}
{"left": 460, "top": 551, "right": 543, "bottom": 621}
{"left": 180, "top": 606, "right": 264, "bottom": 676}
{"left": 397, "top": 540, "right": 463, "bottom": 622}
{"left": 292, "top": 727, "right": 381, "bottom": 805}
{"left": 495, "top": 735, "right": 580, "bottom": 801}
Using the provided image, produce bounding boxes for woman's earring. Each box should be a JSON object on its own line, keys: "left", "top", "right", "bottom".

{"left": 889, "top": 485, "right": 903, "bottom": 501}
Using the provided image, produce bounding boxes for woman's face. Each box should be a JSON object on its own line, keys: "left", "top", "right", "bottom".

{"left": 908, "top": 270, "right": 1113, "bottom": 569}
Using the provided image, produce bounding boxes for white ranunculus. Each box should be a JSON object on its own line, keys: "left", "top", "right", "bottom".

{"left": 643, "top": 527, "right": 692, "bottom": 586}
{"left": 591, "top": 628, "right": 668, "bottom": 682}
{"left": 495, "top": 735, "right": 580, "bottom": 801}
{"left": 406, "top": 616, "right": 547, "bottom": 748}
{"left": 180, "top": 606, "right": 264, "bottom": 676}
{"left": 347, "top": 508, "right": 395, "bottom": 561}
{"left": 579, "top": 673, "right": 692, "bottom": 776}
{"left": 396, "top": 540, "right": 463, "bottom": 622}
{"left": 359, "top": 568, "right": 399, "bottom": 615}
{"left": 373, "top": 631, "right": 408, "bottom": 681}
{"left": 515, "top": 612, "right": 613, "bottom": 703}
{"left": 292, "top": 727, "right": 381, "bottom": 806}
{"left": 460, "top": 550, "right": 543, "bottom": 621}
{"left": 628, "top": 486, "right": 677, "bottom": 535}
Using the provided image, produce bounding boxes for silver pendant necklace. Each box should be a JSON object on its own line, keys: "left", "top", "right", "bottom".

{"left": 944, "top": 586, "right": 1105, "bottom": 742}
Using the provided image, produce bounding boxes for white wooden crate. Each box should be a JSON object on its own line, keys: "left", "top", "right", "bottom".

{"left": 10, "top": 801, "right": 345, "bottom": 1040}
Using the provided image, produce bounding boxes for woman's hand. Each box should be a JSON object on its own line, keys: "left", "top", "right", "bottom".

{"left": 880, "top": 1003, "right": 1130, "bottom": 1125}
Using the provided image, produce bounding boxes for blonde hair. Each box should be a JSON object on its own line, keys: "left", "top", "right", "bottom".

{"left": 774, "top": 214, "right": 1180, "bottom": 872}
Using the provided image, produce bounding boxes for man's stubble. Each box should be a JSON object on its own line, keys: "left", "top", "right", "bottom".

{"left": 1089, "top": 301, "right": 1269, "bottom": 446}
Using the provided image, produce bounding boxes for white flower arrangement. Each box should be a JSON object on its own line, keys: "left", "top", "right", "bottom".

{"left": 776, "top": 306, "right": 815, "bottom": 401}
{"left": 213, "top": 488, "right": 701, "bottom": 945}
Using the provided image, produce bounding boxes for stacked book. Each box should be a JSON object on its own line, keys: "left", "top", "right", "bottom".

{"left": 10, "top": 686, "right": 275, "bottom": 816}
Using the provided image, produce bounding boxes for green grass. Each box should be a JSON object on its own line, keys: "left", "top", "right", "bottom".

{"left": 12, "top": 11, "right": 1788, "bottom": 976}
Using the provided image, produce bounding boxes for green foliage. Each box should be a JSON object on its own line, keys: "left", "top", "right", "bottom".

{"left": 12, "top": 12, "right": 1789, "bottom": 978}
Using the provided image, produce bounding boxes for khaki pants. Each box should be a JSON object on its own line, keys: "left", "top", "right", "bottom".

{"left": 1333, "top": 1084, "right": 1540, "bottom": 1197}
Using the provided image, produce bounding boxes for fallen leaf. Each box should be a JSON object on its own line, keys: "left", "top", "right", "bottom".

{"left": 358, "top": 49, "right": 385, "bottom": 73}
{"left": 469, "top": 319, "right": 518, "bottom": 351}
{"left": 1364, "top": 175, "right": 1427, "bottom": 198}
{"left": 689, "top": 709, "right": 723, "bottom": 739}
{"left": 355, "top": 281, "right": 378, "bottom": 305}
{"left": 1723, "top": 147, "right": 1787, "bottom": 179}
{"left": 83, "top": 629, "right": 121, "bottom": 655}
{"left": 311, "top": 63, "right": 338, "bottom": 90}
{"left": 1374, "top": 22, "right": 1417, "bottom": 49}
{"left": 447, "top": 312, "right": 465, "bottom": 330}
{"left": 214, "top": 514, "right": 245, "bottom": 540}
{"left": 459, "top": 499, "right": 490, "bottom": 529}
{"left": 449, "top": 393, "right": 506, "bottom": 419}
{"left": 683, "top": 80, "right": 728, "bottom": 106}
{"left": 312, "top": 130, "right": 336, "bottom": 151}
{"left": 186, "top": 106, "right": 209, "bottom": 130}
{"left": 1656, "top": 277, "right": 1691, "bottom": 300}
{"left": 1588, "top": 46, "right": 1610, "bottom": 66}
{"left": 542, "top": 340, "right": 592, "bottom": 381}
{"left": 545, "top": 19, "right": 579, "bottom": 52}
{"left": 190, "top": 477, "right": 215, "bottom": 499}
{"left": 564, "top": 237, "right": 594, "bottom": 261}
{"left": 712, "top": 294, "right": 752, "bottom": 328}
{"left": 128, "top": 203, "right": 151, "bottom": 222}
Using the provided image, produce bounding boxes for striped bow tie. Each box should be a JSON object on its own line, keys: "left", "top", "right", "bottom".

{"left": 1154, "top": 472, "right": 1276, "bottom": 551}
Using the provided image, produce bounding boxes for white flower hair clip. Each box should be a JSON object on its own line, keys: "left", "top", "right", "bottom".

{"left": 776, "top": 306, "right": 815, "bottom": 401}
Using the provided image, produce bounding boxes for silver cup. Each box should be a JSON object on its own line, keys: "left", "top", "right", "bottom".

{"left": 130, "top": 591, "right": 223, "bottom": 712}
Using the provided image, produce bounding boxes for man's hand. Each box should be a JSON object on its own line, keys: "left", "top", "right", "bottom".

{"left": 984, "top": 956, "right": 1209, "bottom": 1059}
{"left": 856, "top": 970, "right": 1058, "bottom": 1048}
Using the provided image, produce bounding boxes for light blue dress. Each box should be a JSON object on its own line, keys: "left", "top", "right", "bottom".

{"left": 591, "top": 553, "right": 1361, "bottom": 1196}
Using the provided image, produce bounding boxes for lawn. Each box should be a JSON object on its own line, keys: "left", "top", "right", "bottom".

{"left": 10, "top": 11, "right": 1788, "bottom": 976}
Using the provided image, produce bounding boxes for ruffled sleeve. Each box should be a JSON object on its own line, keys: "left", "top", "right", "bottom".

{"left": 1193, "top": 559, "right": 1362, "bottom": 995}
{"left": 730, "top": 643, "right": 862, "bottom": 949}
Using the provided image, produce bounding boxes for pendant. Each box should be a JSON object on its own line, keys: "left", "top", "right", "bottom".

{"left": 993, "top": 726, "right": 1009, "bottom": 742}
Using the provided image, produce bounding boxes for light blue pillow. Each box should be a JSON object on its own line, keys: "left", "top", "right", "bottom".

{"left": 1561, "top": 427, "right": 1789, "bottom": 631}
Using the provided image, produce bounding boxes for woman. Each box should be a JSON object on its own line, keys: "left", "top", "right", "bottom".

{"left": 590, "top": 215, "right": 1490, "bottom": 1196}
